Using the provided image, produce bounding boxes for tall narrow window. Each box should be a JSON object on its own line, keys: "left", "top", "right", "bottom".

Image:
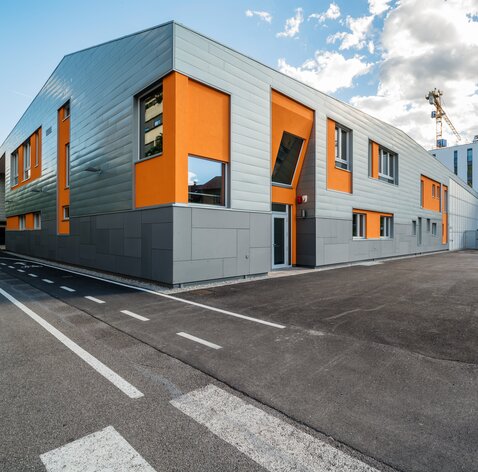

{"left": 412, "top": 220, "right": 417, "bottom": 236}
{"left": 432, "top": 223, "right": 437, "bottom": 236}
{"left": 453, "top": 150, "right": 458, "bottom": 175}
{"left": 33, "top": 212, "right": 41, "bottom": 230}
{"left": 378, "top": 147, "right": 398, "bottom": 184}
{"left": 24, "top": 140, "right": 31, "bottom": 180}
{"left": 420, "top": 180, "right": 424, "bottom": 207}
{"left": 34, "top": 129, "right": 40, "bottom": 167}
{"left": 11, "top": 151, "right": 18, "bottom": 186}
{"left": 334, "top": 124, "right": 350, "bottom": 170}
{"left": 432, "top": 184, "right": 435, "bottom": 198}
{"left": 63, "top": 205, "right": 70, "bottom": 220}
{"left": 467, "top": 148, "right": 473, "bottom": 187}
{"left": 272, "top": 131, "right": 304, "bottom": 185}
{"left": 65, "top": 143, "right": 70, "bottom": 188}
{"left": 380, "top": 216, "right": 393, "bottom": 238}
{"left": 63, "top": 101, "right": 70, "bottom": 120}
{"left": 352, "top": 213, "right": 366, "bottom": 239}
{"left": 19, "top": 215, "right": 26, "bottom": 230}
{"left": 140, "top": 84, "right": 163, "bottom": 159}
{"left": 444, "top": 189, "right": 448, "bottom": 212}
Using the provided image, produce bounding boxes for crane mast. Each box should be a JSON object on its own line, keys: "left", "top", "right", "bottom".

{"left": 425, "top": 88, "right": 461, "bottom": 148}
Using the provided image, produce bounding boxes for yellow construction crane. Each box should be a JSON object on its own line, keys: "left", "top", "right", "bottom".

{"left": 425, "top": 88, "right": 461, "bottom": 148}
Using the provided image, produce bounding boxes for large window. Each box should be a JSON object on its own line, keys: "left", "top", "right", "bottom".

{"left": 65, "top": 143, "right": 70, "bottom": 188}
{"left": 453, "top": 150, "right": 458, "bottom": 175}
{"left": 23, "top": 140, "right": 31, "bottom": 180}
{"left": 352, "top": 213, "right": 366, "bottom": 239}
{"left": 378, "top": 147, "right": 398, "bottom": 184}
{"left": 334, "top": 124, "right": 350, "bottom": 170}
{"left": 188, "top": 156, "right": 225, "bottom": 206}
{"left": 11, "top": 151, "right": 18, "bottom": 186}
{"left": 467, "top": 148, "right": 473, "bottom": 187}
{"left": 272, "top": 131, "right": 304, "bottom": 185}
{"left": 141, "top": 84, "right": 163, "bottom": 159}
{"left": 380, "top": 215, "right": 393, "bottom": 238}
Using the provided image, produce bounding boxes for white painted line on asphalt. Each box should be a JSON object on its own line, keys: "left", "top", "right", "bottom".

{"left": 2, "top": 255, "right": 286, "bottom": 329}
{"left": 121, "top": 310, "right": 149, "bottom": 321}
{"left": 0, "top": 287, "right": 143, "bottom": 399}
{"left": 85, "top": 295, "right": 105, "bottom": 304}
{"left": 40, "top": 426, "right": 155, "bottom": 471}
{"left": 8, "top": 265, "right": 14, "bottom": 269}
{"left": 28, "top": 273, "right": 38, "bottom": 278}
{"left": 42, "top": 279, "right": 54, "bottom": 284}
{"left": 17, "top": 269, "right": 25, "bottom": 273}
{"left": 0, "top": 262, "right": 6, "bottom": 266}
{"left": 176, "top": 332, "right": 222, "bottom": 350}
{"left": 60, "top": 286, "right": 75, "bottom": 293}
{"left": 171, "top": 385, "right": 379, "bottom": 472}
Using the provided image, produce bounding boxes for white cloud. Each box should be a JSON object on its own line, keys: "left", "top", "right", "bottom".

{"left": 309, "top": 3, "right": 341, "bottom": 23}
{"left": 350, "top": 0, "right": 478, "bottom": 148}
{"left": 245, "top": 9, "right": 272, "bottom": 23}
{"left": 368, "top": 0, "right": 392, "bottom": 16}
{"left": 278, "top": 51, "right": 373, "bottom": 93}
{"left": 188, "top": 172, "right": 198, "bottom": 186}
{"left": 277, "top": 8, "right": 304, "bottom": 38}
{"left": 327, "top": 15, "right": 374, "bottom": 50}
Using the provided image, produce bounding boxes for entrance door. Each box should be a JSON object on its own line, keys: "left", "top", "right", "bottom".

{"left": 272, "top": 206, "right": 289, "bottom": 269}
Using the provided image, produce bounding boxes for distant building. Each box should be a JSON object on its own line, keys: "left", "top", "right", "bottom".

{"left": 431, "top": 138, "right": 478, "bottom": 192}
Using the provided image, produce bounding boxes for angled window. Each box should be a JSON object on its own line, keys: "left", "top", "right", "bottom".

{"left": 272, "top": 131, "right": 304, "bottom": 185}
{"left": 63, "top": 101, "right": 70, "bottom": 120}
{"left": 11, "top": 151, "right": 18, "bottom": 186}
{"left": 352, "top": 212, "right": 366, "bottom": 239}
{"left": 140, "top": 84, "right": 163, "bottom": 159}
{"left": 334, "top": 124, "right": 351, "bottom": 170}
{"left": 188, "top": 156, "right": 226, "bottom": 206}
{"left": 380, "top": 215, "right": 393, "bottom": 238}
{"left": 378, "top": 147, "right": 398, "bottom": 184}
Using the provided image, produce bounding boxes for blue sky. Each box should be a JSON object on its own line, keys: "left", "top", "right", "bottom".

{"left": 1, "top": 0, "right": 477, "bottom": 148}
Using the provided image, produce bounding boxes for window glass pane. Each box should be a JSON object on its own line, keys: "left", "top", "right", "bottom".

{"left": 272, "top": 203, "right": 287, "bottom": 212}
{"left": 272, "top": 132, "right": 304, "bottom": 185}
{"left": 340, "top": 129, "right": 347, "bottom": 162}
{"left": 334, "top": 127, "right": 339, "bottom": 159}
{"left": 188, "top": 156, "right": 225, "bottom": 206}
{"left": 352, "top": 213, "right": 358, "bottom": 237}
{"left": 142, "top": 85, "right": 163, "bottom": 158}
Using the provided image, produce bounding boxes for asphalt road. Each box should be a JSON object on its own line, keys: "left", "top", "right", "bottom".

{"left": 1, "top": 250, "right": 477, "bottom": 471}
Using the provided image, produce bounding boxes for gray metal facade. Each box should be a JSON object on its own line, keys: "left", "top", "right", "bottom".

{"left": 2, "top": 22, "right": 478, "bottom": 286}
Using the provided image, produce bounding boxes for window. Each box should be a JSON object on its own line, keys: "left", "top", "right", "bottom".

{"left": 65, "top": 143, "right": 70, "bottom": 188}
{"left": 11, "top": 151, "right": 18, "bottom": 186}
{"left": 453, "top": 150, "right": 458, "bottom": 175}
{"left": 35, "top": 129, "right": 40, "bottom": 167}
{"left": 432, "top": 184, "right": 435, "bottom": 198}
{"left": 427, "top": 218, "right": 431, "bottom": 232}
{"left": 420, "top": 180, "right": 424, "bottom": 207}
{"left": 188, "top": 156, "right": 226, "bottom": 206}
{"left": 467, "top": 148, "right": 472, "bottom": 187}
{"left": 432, "top": 222, "right": 437, "bottom": 236}
{"left": 378, "top": 147, "right": 398, "bottom": 184}
{"left": 380, "top": 215, "right": 393, "bottom": 238}
{"left": 352, "top": 213, "right": 366, "bottom": 239}
{"left": 140, "top": 84, "right": 163, "bottom": 159}
{"left": 63, "top": 205, "right": 70, "bottom": 220}
{"left": 63, "top": 101, "right": 70, "bottom": 120}
{"left": 33, "top": 212, "right": 41, "bottom": 230}
{"left": 444, "top": 189, "right": 448, "bottom": 212}
{"left": 19, "top": 215, "right": 26, "bottom": 230}
{"left": 23, "top": 140, "right": 31, "bottom": 180}
{"left": 334, "top": 124, "right": 350, "bottom": 170}
{"left": 272, "top": 131, "right": 304, "bottom": 185}
{"left": 412, "top": 220, "right": 417, "bottom": 236}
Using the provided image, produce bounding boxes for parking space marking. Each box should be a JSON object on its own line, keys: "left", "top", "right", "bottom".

{"left": 60, "top": 286, "right": 75, "bottom": 292}
{"left": 85, "top": 295, "right": 105, "bottom": 304}
{"left": 17, "top": 269, "right": 25, "bottom": 273}
{"left": 28, "top": 273, "right": 38, "bottom": 278}
{"left": 40, "top": 426, "right": 155, "bottom": 471}
{"left": 42, "top": 279, "right": 54, "bottom": 284}
{"left": 171, "top": 384, "right": 379, "bottom": 472}
{"left": 121, "top": 310, "right": 149, "bottom": 321}
{"left": 0, "top": 287, "right": 143, "bottom": 399}
{"left": 177, "top": 332, "right": 222, "bottom": 350}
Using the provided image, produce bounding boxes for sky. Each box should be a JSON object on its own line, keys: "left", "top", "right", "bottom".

{"left": 1, "top": 0, "right": 478, "bottom": 149}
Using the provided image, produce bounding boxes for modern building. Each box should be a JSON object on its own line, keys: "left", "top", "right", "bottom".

{"left": 1, "top": 22, "right": 478, "bottom": 286}
{"left": 431, "top": 139, "right": 478, "bottom": 192}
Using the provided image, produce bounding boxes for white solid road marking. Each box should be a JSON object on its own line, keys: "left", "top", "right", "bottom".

{"left": 84, "top": 295, "right": 105, "bottom": 304}
{"left": 0, "top": 262, "right": 6, "bottom": 266}
{"left": 177, "top": 332, "right": 222, "bottom": 350}
{"left": 171, "top": 385, "right": 379, "bottom": 472}
{"left": 42, "top": 279, "right": 54, "bottom": 284}
{"left": 28, "top": 273, "right": 38, "bottom": 278}
{"left": 0, "top": 287, "right": 143, "bottom": 399}
{"left": 60, "top": 286, "right": 75, "bottom": 292}
{"left": 8, "top": 265, "right": 14, "bottom": 269}
{"left": 121, "top": 310, "right": 149, "bottom": 321}
{"left": 40, "top": 426, "right": 155, "bottom": 471}
{"left": 17, "top": 269, "right": 25, "bottom": 273}
{"left": 2, "top": 255, "right": 285, "bottom": 329}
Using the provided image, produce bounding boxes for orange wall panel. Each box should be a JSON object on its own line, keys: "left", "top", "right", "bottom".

{"left": 421, "top": 175, "right": 441, "bottom": 212}
{"left": 442, "top": 184, "right": 448, "bottom": 244}
{"left": 326, "top": 119, "right": 352, "bottom": 193}
{"left": 25, "top": 213, "right": 34, "bottom": 230}
{"left": 11, "top": 128, "right": 42, "bottom": 190}
{"left": 370, "top": 141, "right": 379, "bottom": 179}
{"left": 6, "top": 216, "right": 19, "bottom": 230}
{"left": 354, "top": 209, "right": 393, "bottom": 239}
{"left": 57, "top": 107, "right": 70, "bottom": 235}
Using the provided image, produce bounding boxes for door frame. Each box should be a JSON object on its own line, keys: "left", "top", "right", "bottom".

{"left": 272, "top": 207, "right": 290, "bottom": 269}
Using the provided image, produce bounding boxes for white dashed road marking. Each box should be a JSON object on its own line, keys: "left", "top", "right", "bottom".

{"left": 40, "top": 426, "right": 155, "bottom": 471}
{"left": 28, "top": 274, "right": 38, "bottom": 278}
{"left": 42, "top": 279, "right": 54, "bottom": 284}
{"left": 8, "top": 266, "right": 14, "bottom": 269}
{"left": 0, "top": 287, "right": 143, "bottom": 399}
{"left": 120, "top": 310, "right": 149, "bottom": 321}
{"left": 177, "top": 332, "right": 222, "bottom": 350}
{"left": 171, "top": 385, "right": 379, "bottom": 472}
{"left": 60, "top": 286, "right": 75, "bottom": 292}
{"left": 85, "top": 295, "right": 105, "bottom": 304}
{"left": 17, "top": 269, "right": 25, "bottom": 273}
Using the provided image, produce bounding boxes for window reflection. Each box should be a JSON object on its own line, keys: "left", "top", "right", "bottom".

{"left": 272, "top": 132, "right": 304, "bottom": 185}
{"left": 188, "top": 156, "right": 225, "bottom": 206}
{"left": 142, "top": 85, "right": 163, "bottom": 158}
